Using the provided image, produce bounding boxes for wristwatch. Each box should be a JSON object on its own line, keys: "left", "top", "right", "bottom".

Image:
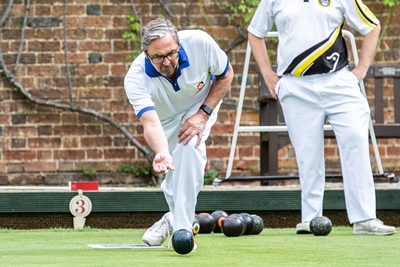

{"left": 200, "top": 104, "right": 213, "bottom": 116}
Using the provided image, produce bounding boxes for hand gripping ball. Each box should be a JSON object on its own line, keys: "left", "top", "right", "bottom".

{"left": 172, "top": 229, "right": 195, "bottom": 255}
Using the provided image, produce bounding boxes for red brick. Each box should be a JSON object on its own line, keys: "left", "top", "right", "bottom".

{"left": 27, "top": 65, "right": 60, "bottom": 76}
{"left": 5, "top": 126, "right": 37, "bottom": 137}
{"left": 53, "top": 5, "right": 85, "bottom": 16}
{"left": 86, "top": 149, "right": 103, "bottom": 159}
{"left": 54, "top": 150, "right": 85, "bottom": 160}
{"left": 54, "top": 126, "right": 86, "bottom": 136}
{"left": 28, "top": 41, "right": 61, "bottom": 51}
{"left": 3, "top": 150, "right": 36, "bottom": 160}
{"left": 77, "top": 65, "right": 109, "bottom": 76}
{"left": 7, "top": 163, "right": 24, "bottom": 173}
{"left": 104, "top": 148, "right": 135, "bottom": 159}
{"left": 37, "top": 150, "right": 52, "bottom": 160}
{"left": 77, "top": 17, "right": 112, "bottom": 28}
{"left": 24, "top": 162, "right": 57, "bottom": 172}
{"left": 63, "top": 137, "right": 79, "bottom": 148}
{"left": 79, "top": 41, "right": 111, "bottom": 51}
{"left": 28, "top": 137, "right": 61, "bottom": 148}
{"left": 206, "top": 148, "right": 230, "bottom": 158}
{"left": 81, "top": 137, "right": 112, "bottom": 147}
{"left": 0, "top": 162, "right": 6, "bottom": 173}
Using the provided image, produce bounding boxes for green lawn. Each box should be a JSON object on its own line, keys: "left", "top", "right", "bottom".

{"left": 0, "top": 227, "right": 398, "bottom": 267}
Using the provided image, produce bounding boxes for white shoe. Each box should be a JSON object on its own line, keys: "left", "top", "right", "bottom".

{"left": 142, "top": 212, "right": 172, "bottom": 246}
{"left": 353, "top": 219, "right": 396, "bottom": 236}
{"left": 296, "top": 222, "right": 311, "bottom": 234}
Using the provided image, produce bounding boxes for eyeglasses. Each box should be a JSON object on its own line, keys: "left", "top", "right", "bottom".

{"left": 146, "top": 49, "right": 180, "bottom": 64}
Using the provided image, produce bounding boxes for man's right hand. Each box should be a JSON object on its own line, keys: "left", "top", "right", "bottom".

{"left": 153, "top": 152, "right": 175, "bottom": 174}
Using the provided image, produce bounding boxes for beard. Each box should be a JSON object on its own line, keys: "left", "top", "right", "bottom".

{"left": 159, "top": 62, "right": 177, "bottom": 78}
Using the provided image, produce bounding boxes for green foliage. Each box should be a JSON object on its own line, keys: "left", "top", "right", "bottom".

{"left": 225, "top": 0, "right": 259, "bottom": 23}
{"left": 225, "top": 0, "right": 277, "bottom": 57}
{"left": 82, "top": 168, "right": 97, "bottom": 178}
{"left": 122, "top": 14, "right": 142, "bottom": 61}
{"left": 120, "top": 163, "right": 152, "bottom": 177}
{"left": 383, "top": 0, "right": 399, "bottom": 7}
{"left": 248, "top": 165, "right": 259, "bottom": 173}
{"left": 204, "top": 169, "right": 219, "bottom": 185}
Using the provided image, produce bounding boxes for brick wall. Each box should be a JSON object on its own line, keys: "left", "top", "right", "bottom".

{"left": 0, "top": 0, "right": 399, "bottom": 186}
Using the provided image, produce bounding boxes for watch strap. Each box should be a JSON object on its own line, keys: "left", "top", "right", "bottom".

{"left": 200, "top": 104, "right": 213, "bottom": 116}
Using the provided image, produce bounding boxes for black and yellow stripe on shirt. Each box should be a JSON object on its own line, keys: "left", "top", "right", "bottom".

{"left": 284, "top": 24, "right": 348, "bottom": 76}
{"left": 354, "top": 0, "right": 379, "bottom": 28}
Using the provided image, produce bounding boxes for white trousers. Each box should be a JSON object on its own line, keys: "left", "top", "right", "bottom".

{"left": 160, "top": 102, "right": 220, "bottom": 231}
{"left": 277, "top": 68, "right": 376, "bottom": 224}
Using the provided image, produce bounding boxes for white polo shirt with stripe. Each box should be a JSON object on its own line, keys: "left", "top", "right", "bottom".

{"left": 248, "top": 0, "right": 379, "bottom": 76}
{"left": 124, "top": 30, "right": 230, "bottom": 121}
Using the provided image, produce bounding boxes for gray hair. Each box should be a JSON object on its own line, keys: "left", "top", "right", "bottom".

{"left": 141, "top": 17, "right": 179, "bottom": 50}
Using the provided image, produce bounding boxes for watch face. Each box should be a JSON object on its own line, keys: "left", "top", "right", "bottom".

{"left": 201, "top": 105, "right": 212, "bottom": 115}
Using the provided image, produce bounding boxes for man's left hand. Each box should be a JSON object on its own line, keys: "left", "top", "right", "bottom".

{"left": 178, "top": 112, "right": 208, "bottom": 147}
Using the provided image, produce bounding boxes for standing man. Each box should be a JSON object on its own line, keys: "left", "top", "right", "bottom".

{"left": 248, "top": 0, "right": 395, "bottom": 235}
{"left": 124, "top": 17, "right": 234, "bottom": 248}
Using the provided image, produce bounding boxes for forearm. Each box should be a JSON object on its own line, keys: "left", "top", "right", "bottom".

{"left": 144, "top": 126, "right": 169, "bottom": 154}
{"left": 140, "top": 111, "right": 169, "bottom": 154}
{"left": 356, "top": 25, "right": 381, "bottom": 75}
{"left": 248, "top": 32, "right": 279, "bottom": 99}
{"left": 201, "top": 63, "right": 234, "bottom": 110}
{"left": 248, "top": 33, "right": 275, "bottom": 79}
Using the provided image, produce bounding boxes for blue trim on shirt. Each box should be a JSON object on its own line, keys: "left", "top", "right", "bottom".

{"left": 144, "top": 44, "right": 190, "bottom": 92}
{"left": 137, "top": 106, "right": 156, "bottom": 119}
{"left": 215, "top": 58, "right": 230, "bottom": 78}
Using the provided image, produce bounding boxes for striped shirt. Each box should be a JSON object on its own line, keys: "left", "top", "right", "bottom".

{"left": 248, "top": 0, "right": 379, "bottom": 76}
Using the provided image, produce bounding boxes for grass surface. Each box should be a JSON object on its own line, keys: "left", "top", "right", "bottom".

{"left": 0, "top": 227, "right": 398, "bottom": 267}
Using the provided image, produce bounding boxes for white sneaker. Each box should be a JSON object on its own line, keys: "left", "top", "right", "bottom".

{"left": 296, "top": 222, "right": 311, "bottom": 234}
{"left": 353, "top": 219, "right": 396, "bottom": 236}
{"left": 142, "top": 212, "right": 172, "bottom": 246}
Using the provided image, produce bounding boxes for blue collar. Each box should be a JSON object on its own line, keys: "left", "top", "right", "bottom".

{"left": 144, "top": 44, "right": 190, "bottom": 79}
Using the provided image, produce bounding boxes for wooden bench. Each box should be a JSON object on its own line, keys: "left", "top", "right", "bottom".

{"left": 258, "top": 65, "right": 400, "bottom": 182}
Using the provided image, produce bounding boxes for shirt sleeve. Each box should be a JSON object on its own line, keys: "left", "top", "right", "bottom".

{"left": 199, "top": 30, "right": 230, "bottom": 77}
{"left": 247, "top": 0, "right": 275, "bottom": 38}
{"left": 124, "top": 54, "right": 155, "bottom": 119}
{"left": 342, "top": 0, "right": 380, "bottom": 35}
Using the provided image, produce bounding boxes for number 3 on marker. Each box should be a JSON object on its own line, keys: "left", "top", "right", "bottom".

{"left": 74, "top": 199, "right": 86, "bottom": 214}
{"left": 69, "top": 195, "right": 92, "bottom": 217}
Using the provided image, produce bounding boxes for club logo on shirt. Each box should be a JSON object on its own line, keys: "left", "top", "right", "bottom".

{"left": 318, "top": 0, "right": 331, "bottom": 7}
{"left": 196, "top": 81, "right": 205, "bottom": 91}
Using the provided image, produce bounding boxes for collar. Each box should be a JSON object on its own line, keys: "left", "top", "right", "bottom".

{"left": 145, "top": 44, "right": 190, "bottom": 78}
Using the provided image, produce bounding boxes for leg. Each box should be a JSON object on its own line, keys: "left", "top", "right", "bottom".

{"left": 278, "top": 76, "right": 326, "bottom": 223}
{"left": 324, "top": 70, "right": 376, "bottom": 223}
{"left": 161, "top": 102, "right": 221, "bottom": 230}
{"left": 321, "top": 69, "right": 395, "bottom": 235}
{"left": 143, "top": 103, "right": 220, "bottom": 245}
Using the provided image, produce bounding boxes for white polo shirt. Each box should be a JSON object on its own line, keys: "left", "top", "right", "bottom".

{"left": 248, "top": 0, "right": 379, "bottom": 76}
{"left": 124, "top": 30, "right": 230, "bottom": 121}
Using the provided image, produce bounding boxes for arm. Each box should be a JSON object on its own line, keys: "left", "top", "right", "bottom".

{"left": 248, "top": 32, "right": 280, "bottom": 100}
{"left": 140, "top": 110, "right": 175, "bottom": 174}
{"left": 352, "top": 24, "right": 381, "bottom": 82}
{"left": 178, "top": 63, "right": 234, "bottom": 147}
